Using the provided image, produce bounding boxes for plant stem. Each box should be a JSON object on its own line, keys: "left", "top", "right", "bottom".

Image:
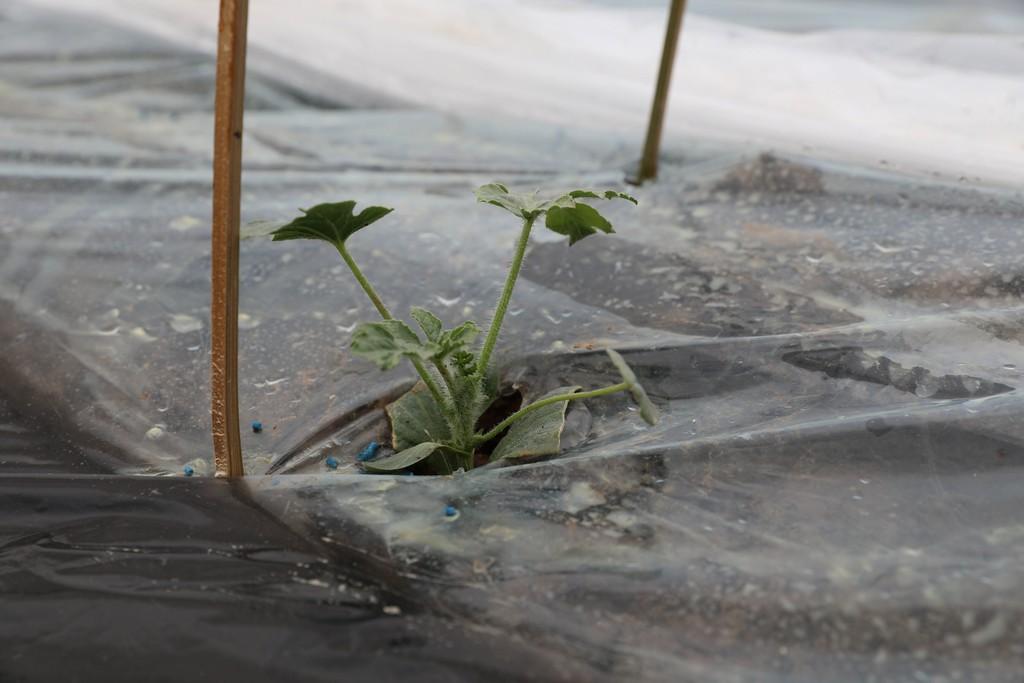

{"left": 434, "top": 360, "right": 455, "bottom": 392}
{"left": 476, "top": 215, "right": 535, "bottom": 376}
{"left": 445, "top": 444, "right": 475, "bottom": 472}
{"left": 411, "top": 361, "right": 452, "bottom": 420}
{"left": 336, "top": 242, "right": 391, "bottom": 319}
{"left": 473, "top": 382, "right": 630, "bottom": 445}
{"left": 433, "top": 359, "right": 471, "bottom": 445}
{"left": 335, "top": 242, "right": 450, "bottom": 411}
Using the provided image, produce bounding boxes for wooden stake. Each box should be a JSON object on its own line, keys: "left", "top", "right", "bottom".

{"left": 636, "top": 0, "right": 687, "bottom": 184}
{"left": 211, "top": 0, "right": 249, "bottom": 477}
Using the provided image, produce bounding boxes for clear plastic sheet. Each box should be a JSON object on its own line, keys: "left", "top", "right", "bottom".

{"left": 27, "top": 0, "right": 1024, "bottom": 187}
{"left": 2, "top": 1, "right": 1023, "bottom": 681}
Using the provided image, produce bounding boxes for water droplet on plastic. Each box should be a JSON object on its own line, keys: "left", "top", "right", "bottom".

{"left": 872, "top": 242, "right": 906, "bottom": 254}
{"left": 540, "top": 309, "right": 560, "bottom": 325}
{"left": 129, "top": 326, "right": 156, "bottom": 342}
{"left": 238, "top": 313, "right": 260, "bottom": 330}
{"left": 435, "top": 295, "right": 461, "bottom": 307}
{"left": 253, "top": 377, "right": 289, "bottom": 388}
{"left": 170, "top": 215, "right": 201, "bottom": 232}
{"left": 170, "top": 314, "right": 202, "bottom": 334}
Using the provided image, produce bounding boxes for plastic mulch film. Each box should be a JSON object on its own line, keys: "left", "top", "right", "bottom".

{"left": 1, "top": 1, "right": 1023, "bottom": 681}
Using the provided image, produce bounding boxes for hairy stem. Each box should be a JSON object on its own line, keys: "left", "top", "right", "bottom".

{"left": 336, "top": 242, "right": 391, "bottom": 319}
{"left": 335, "top": 242, "right": 450, "bottom": 412}
{"left": 433, "top": 360, "right": 455, "bottom": 393}
{"left": 476, "top": 215, "right": 535, "bottom": 376}
{"left": 436, "top": 444, "right": 474, "bottom": 474}
{"left": 433, "top": 360, "right": 472, "bottom": 447}
{"left": 450, "top": 445, "right": 475, "bottom": 471}
{"left": 411, "top": 361, "right": 452, "bottom": 421}
{"left": 473, "top": 382, "right": 630, "bottom": 445}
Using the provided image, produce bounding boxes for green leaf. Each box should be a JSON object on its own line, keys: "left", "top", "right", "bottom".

{"left": 437, "top": 321, "right": 480, "bottom": 357}
{"left": 452, "top": 350, "right": 477, "bottom": 377}
{"left": 351, "top": 314, "right": 479, "bottom": 372}
{"left": 270, "top": 201, "right": 393, "bottom": 247}
{"left": 475, "top": 183, "right": 636, "bottom": 244}
{"left": 545, "top": 203, "right": 615, "bottom": 245}
{"left": 569, "top": 189, "right": 638, "bottom": 204}
{"left": 605, "top": 349, "right": 659, "bottom": 425}
{"left": 408, "top": 308, "right": 478, "bottom": 361}
{"left": 386, "top": 382, "right": 452, "bottom": 451}
{"left": 410, "top": 307, "right": 443, "bottom": 342}
{"left": 350, "top": 320, "right": 439, "bottom": 371}
{"left": 361, "top": 441, "right": 457, "bottom": 474}
{"left": 491, "top": 385, "right": 581, "bottom": 461}
{"left": 475, "top": 182, "right": 544, "bottom": 220}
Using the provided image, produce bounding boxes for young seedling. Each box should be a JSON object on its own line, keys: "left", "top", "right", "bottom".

{"left": 271, "top": 184, "right": 658, "bottom": 474}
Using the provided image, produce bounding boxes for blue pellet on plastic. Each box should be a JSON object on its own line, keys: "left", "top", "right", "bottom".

{"left": 251, "top": 421, "right": 263, "bottom": 433}
{"left": 325, "top": 455, "right": 339, "bottom": 469}
{"left": 444, "top": 505, "right": 458, "bottom": 518}
{"left": 183, "top": 465, "right": 194, "bottom": 477}
{"left": 357, "top": 441, "right": 380, "bottom": 462}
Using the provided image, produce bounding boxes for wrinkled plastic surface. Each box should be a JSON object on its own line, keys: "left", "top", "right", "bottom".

{"left": 27, "top": 0, "right": 1024, "bottom": 188}
{"left": 2, "top": 1, "right": 1024, "bottom": 681}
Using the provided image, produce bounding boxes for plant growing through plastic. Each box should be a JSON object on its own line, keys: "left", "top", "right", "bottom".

{"left": 271, "top": 183, "right": 658, "bottom": 474}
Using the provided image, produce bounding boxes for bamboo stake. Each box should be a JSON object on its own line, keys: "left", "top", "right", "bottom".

{"left": 210, "top": 0, "right": 249, "bottom": 477}
{"left": 636, "top": 0, "right": 688, "bottom": 184}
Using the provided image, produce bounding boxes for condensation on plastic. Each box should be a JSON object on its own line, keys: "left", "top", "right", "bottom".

{"left": 1, "top": 2, "right": 1023, "bottom": 681}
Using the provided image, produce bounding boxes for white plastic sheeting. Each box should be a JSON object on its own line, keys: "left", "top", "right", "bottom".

{"left": 23, "top": 0, "right": 1024, "bottom": 187}
{"left": 4, "top": 4, "right": 1024, "bottom": 679}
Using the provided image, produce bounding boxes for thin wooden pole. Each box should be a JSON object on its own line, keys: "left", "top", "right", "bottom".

{"left": 636, "top": 0, "right": 687, "bottom": 184}
{"left": 211, "top": 0, "right": 249, "bottom": 477}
